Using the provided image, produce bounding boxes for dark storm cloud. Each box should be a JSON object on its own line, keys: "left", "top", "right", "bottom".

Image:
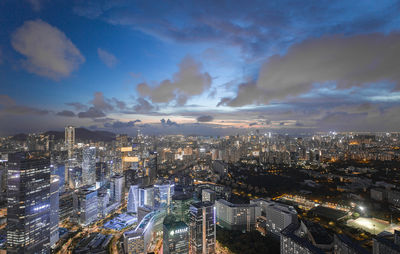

{"left": 137, "top": 56, "right": 211, "bottom": 105}
{"left": 196, "top": 115, "right": 214, "bottom": 122}
{"left": 78, "top": 107, "right": 106, "bottom": 118}
{"left": 56, "top": 110, "right": 75, "bottom": 117}
{"left": 220, "top": 33, "right": 400, "bottom": 106}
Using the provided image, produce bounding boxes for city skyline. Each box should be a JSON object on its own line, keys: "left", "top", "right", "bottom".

{"left": 1, "top": 1, "right": 400, "bottom": 136}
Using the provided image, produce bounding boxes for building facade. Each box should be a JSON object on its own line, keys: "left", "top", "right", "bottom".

{"left": 7, "top": 152, "right": 51, "bottom": 254}
{"left": 215, "top": 199, "right": 260, "bottom": 232}
{"left": 189, "top": 202, "right": 216, "bottom": 254}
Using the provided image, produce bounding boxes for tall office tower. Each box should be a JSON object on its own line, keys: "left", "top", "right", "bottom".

{"left": 59, "top": 191, "right": 74, "bottom": 221}
{"left": 116, "top": 134, "right": 129, "bottom": 173}
{"left": 154, "top": 182, "right": 174, "bottom": 209}
{"left": 73, "top": 187, "right": 98, "bottom": 226}
{"left": 65, "top": 126, "right": 76, "bottom": 152}
{"left": 163, "top": 215, "right": 189, "bottom": 254}
{"left": 172, "top": 193, "right": 194, "bottom": 224}
{"left": 7, "top": 152, "right": 51, "bottom": 254}
{"left": 189, "top": 202, "right": 216, "bottom": 254}
{"left": 147, "top": 151, "right": 157, "bottom": 184}
{"left": 110, "top": 174, "right": 124, "bottom": 203}
{"left": 82, "top": 147, "right": 96, "bottom": 186}
{"left": 139, "top": 187, "right": 154, "bottom": 208}
{"left": 95, "top": 162, "right": 108, "bottom": 187}
{"left": 68, "top": 167, "right": 82, "bottom": 189}
{"left": 127, "top": 185, "right": 139, "bottom": 213}
{"left": 50, "top": 175, "right": 60, "bottom": 248}
{"left": 65, "top": 125, "right": 75, "bottom": 186}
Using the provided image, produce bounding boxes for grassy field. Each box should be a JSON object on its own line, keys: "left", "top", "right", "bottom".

{"left": 347, "top": 217, "right": 389, "bottom": 234}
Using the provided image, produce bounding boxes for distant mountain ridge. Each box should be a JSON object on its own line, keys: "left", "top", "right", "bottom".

{"left": 12, "top": 128, "right": 116, "bottom": 142}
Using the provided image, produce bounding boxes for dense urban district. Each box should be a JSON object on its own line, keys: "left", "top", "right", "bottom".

{"left": 1, "top": 127, "right": 400, "bottom": 254}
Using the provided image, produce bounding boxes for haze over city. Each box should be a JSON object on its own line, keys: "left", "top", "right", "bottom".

{"left": 2, "top": 1, "right": 400, "bottom": 136}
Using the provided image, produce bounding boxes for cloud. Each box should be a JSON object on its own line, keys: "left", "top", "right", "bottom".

{"left": 66, "top": 102, "right": 87, "bottom": 111}
{"left": 133, "top": 98, "right": 155, "bottom": 113}
{"left": 97, "top": 48, "right": 118, "bottom": 68}
{"left": 160, "top": 118, "right": 178, "bottom": 127}
{"left": 104, "top": 120, "right": 141, "bottom": 128}
{"left": 221, "top": 33, "right": 400, "bottom": 106}
{"left": 0, "top": 94, "right": 49, "bottom": 116}
{"left": 11, "top": 19, "right": 85, "bottom": 80}
{"left": 197, "top": 115, "right": 214, "bottom": 122}
{"left": 56, "top": 110, "right": 76, "bottom": 117}
{"left": 90, "top": 92, "right": 113, "bottom": 111}
{"left": 137, "top": 56, "right": 212, "bottom": 105}
{"left": 74, "top": 1, "right": 399, "bottom": 58}
{"left": 78, "top": 107, "right": 106, "bottom": 118}
{"left": 26, "top": 0, "right": 47, "bottom": 11}
{"left": 112, "top": 97, "right": 126, "bottom": 110}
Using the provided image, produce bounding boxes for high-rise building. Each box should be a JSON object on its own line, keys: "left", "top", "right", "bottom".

{"left": 250, "top": 198, "right": 298, "bottom": 237}
{"left": 127, "top": 185, "right": 139, "bottom": 213}
{"left": 95, "top": 162, "right": 109, "bottom": 187}
{"left": 163, "top": 215, "right": 189, "bottom": 254}
{"left": 123, "top": 229, "right": 145, "bottom": 254}
{"left": 215, "top": 199, "right": 260, "bottom": 232}
{"left": 50, "top": 175, "right": 60, "bottom": 248}
{"left": 172, "top": 193, "right": 194, "bottom": 224}
{"left": 68, "top": 166, "right": 82, "bottom": 189}
{"left": 373, "top": 231, "right": 400, "bottom": 254}
{"left": 154, "top": 182, "right": 174, "bottom": 209}
{"left": 65, "top": 126, "right": 75, "bottom": 185}
{"left": 110, "top": 174, "right": 124, "bottom": 203}
{"left": 65, "top": 126, "right": 75, "bottom": 157}
{"left": 73, "top": 186, "right": 98, "bottom": 226}
{"left": 82, "top": 147, "right": 96, "bottom": 186}
{"left": 202, "top": 189, "right": 216, "bottom": 204}
{"left": 7, "top": 152, "right": 51, "bottom": 254}
{"left": 281, "top": 220, "right": 333, "bottom": 254}
{"left": 59, "top": 191, "right": 74, "bottom": 221}
{"left": 189, "top": 202, "right": 216, "bottom": 254}
{"left": 147, "top": 151, "right": 157, "bottom": 184}
{"left": 139, "top": 186, "right": 154, "bottom": 208}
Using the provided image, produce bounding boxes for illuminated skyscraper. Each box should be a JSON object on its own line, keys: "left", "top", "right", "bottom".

{"left": 163, "top": 215, "right": 189, "bottom": 254}
{"left": 127, "top": 185, "right": 139, "bottom": 213}
{"left": 64, "top": 126, "right": 75, "bottom": 156}
{"left": 189, "top": 202, "right": 216, "bottom": 254}
{"left": 7, "top": 152, "right": 51, "bottom": 254}
{"left": 82, "top": 147, "right": 96, "bottom": 186}
{"left": 73, "top": 187, "right": 98, "bottom": 226}
{"left": 147, "top": 151, "right": 157, "bottom": 184}
{"left": 110, "top": 174, "right": 124, "bottom": 203}
{"left": 154, "top": 182, "right": 174, "bottom": 209}
{"left": 50, "top": 175, "right": 60, "bottom": 248}
{"left": 65, "top": 125, "right": 75, "bottom": 185}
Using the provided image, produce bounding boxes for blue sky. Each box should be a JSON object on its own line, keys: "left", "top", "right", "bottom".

{"left": 1, "top": 0, "right": 400, "bottom": 135}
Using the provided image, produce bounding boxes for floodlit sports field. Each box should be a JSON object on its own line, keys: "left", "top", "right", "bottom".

{"left": 346, "top": 217, "right": 395, "bottom": 234}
